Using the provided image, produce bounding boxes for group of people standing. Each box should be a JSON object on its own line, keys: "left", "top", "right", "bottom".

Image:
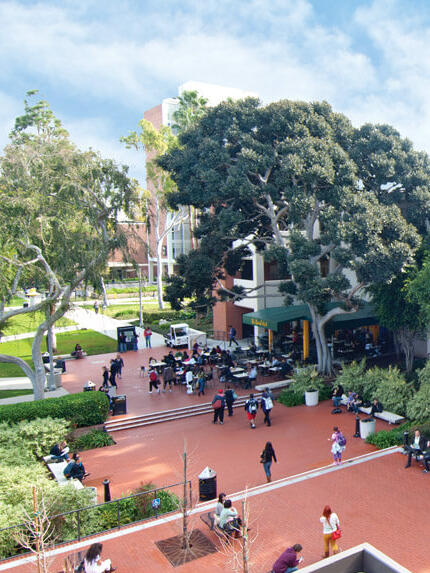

{"left": 210, "top": 388, "right": 274, "bottom": 428}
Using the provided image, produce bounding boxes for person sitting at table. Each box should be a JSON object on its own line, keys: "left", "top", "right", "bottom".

{"left": 370, "top": 398, "right": 383, "bottom": 418}
{"left": 149, "top": 356, "right": 157, "bottom": 366}
{"left": 216, "top": 345, "right": 222, "bottom": 354}
{"left": 405, "top": 429, "right": 428, "bottom": 468}
{"left": 280, "top": 358, "right": 293, "bottom": 376}
{"left": 210, "top": 346, "right": 217, "bottom": 356}
{"left": 248, "top": 366, "right": 258, "bottom": 388}
{"left": 249, "top": 341, "right": 257, "bottom": 354}
{"left": 164, "top": 351, "right": 176, "bottom": 367}
{"left": 71, "top": 343, "right": 84, "bottom": 358}
{"left": 182, "top": 350, "right": 189, "bottom": 361}
{"left": 271, "top": 355, "right": 280, "bottom": 367}
{"left": 193, "top": 341, "right": 200, "bottom": 353}
{"left": 175, "top": 350, "right": 183, "bottom": 359}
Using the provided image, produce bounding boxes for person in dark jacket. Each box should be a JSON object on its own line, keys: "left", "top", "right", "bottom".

{"left": 63, "top": 453, "right": 89, "bottom": 482}
{"left": 115, "top": 354, "right": 124, "bottom": 379}
{"left": 405, "top": 429, "right": 428, "bottom": 468}
{"left": 261, "top": 388, "right": 274, "bottom": 426}
{"left": 370, "top": 398, "right": 383, "bottom": 418}
{"left": 260, "top": 441, "right": 277, "bottom": 482}
{"left": 272, "top": 543, "right": 303, "bottom": 573}
{"left": 224, "top": 386, "right": 236, "bottom": 416}
{"left": 50, "top": 441, "right": 69, "bottom": 462}
{"left": 109, "top": 360, "right": 118, "bottom": 388}
{"left": 102, "top": 366, "right": 109, "bottom": 388}
{"left": 212, "top": 389, "right": 225, "bottom": 424}
{"left": 332, "top": 384, "right": 344, "bottom": 407}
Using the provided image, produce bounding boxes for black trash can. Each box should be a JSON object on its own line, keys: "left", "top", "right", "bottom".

{"left": 112, "top": 395, "right": 127, "bottom": 416}
{"left": 198, "top": 467, "right": 217, "bottom": 502}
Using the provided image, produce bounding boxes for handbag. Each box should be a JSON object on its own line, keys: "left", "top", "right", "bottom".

{"left": 332, "top": 525, "right": 342, "bottom": 540}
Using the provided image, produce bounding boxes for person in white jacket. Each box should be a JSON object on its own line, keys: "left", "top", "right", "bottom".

{"left": 319, "top": 505, "right": 340, "bottom": 558}
{"left": 83, "top": 543, "right": 115, "bottom": 572}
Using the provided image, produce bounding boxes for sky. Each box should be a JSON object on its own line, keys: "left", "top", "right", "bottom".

{"left": 1, "top": 0, "right": 430, "bottom": 182}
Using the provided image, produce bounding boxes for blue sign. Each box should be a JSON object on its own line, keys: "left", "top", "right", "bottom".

{"left": 152, "top": 498, "right": 161, "bottom": 509}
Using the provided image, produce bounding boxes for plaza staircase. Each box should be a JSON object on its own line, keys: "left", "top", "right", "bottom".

{"left": 104, "top": 392, "right": 263, "bottom": 433}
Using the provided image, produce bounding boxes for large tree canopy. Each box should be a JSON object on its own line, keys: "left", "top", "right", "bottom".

{"left": 160, "top": 98, "right": 425, "bottom": 374}
{"left": 0, "top": 92, "right": 139, "bottom": 398}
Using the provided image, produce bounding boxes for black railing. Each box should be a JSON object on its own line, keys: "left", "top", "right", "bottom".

{"left": 0, "top": 480, "right": 192, "bottom": 562}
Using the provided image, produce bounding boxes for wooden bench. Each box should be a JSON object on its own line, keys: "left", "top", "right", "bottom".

{"left": 255, "top": 379, "right": 292, "bottom": 392}
{"left": 340, "top": 395, "right": 405, "bottom": 424}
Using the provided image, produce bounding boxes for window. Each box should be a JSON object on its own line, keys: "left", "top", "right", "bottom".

{"left": 241, "top": 260, "right": 254, "bottom": 281}
{"left": 264, "top": 261, "right": 291, "bottom": 281}
{"left": 320, "top": 255, "right": 329, "bottom": 278}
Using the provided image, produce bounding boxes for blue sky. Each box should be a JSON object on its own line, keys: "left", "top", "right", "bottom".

{"left": 1, "top": 0, "right": 430, "bottom": 182}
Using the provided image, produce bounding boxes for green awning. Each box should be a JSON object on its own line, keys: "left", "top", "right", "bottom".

{"left": 243, "top": 303, "right": 377, "bottom": 333}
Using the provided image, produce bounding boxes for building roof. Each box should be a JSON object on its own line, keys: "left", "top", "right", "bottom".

{"left": 242, "top": 302, "right": 378, "bottom": 332}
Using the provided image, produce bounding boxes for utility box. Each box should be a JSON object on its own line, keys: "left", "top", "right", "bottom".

{"left": 112, "top": 395, "right": 127, "bottom": 416}
{"left": 198, "top": 466, "right": 217, "bottom": 502}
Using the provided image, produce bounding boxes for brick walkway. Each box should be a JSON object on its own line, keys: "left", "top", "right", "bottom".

{"left": 3, "top": 346, "right": 427, "bottom": 572}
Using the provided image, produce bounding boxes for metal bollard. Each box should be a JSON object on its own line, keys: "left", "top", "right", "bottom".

{"left": 403, "top": 431, "right": 410, "bottom": 448}
{"left": 103, "top": 479, "right": 111, "bottom": 502}
{"left": 353, "top": 415, "right": 361, "bottom": 438}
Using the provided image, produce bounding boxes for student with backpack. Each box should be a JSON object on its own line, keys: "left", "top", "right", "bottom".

{"left": 148, "top": 368, "right": 160, "bottom": 393}
{"left": 330, "top": 426, "right": 346, "bottom": 465}
{"left": 245, "top": 393, "right": 259, "bottom": 429}
{"left": 260, "top": 387, "right": 274, "bottom": 426}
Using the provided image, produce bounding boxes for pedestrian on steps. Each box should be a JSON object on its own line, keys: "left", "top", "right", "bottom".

{"left": 260, "top": 441, "right": 277, "bottom": 482}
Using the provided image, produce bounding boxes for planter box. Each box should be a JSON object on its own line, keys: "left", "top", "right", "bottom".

{"left": 305, "top": 389, "right": 319, "bottom": 407}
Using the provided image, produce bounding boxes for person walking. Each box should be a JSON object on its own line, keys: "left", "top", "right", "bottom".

{"left": 244, "top": 393, "right": 259, "bottom": 429}
{"left": 197, "top": 368, "right": 206, "bottom": 396}
{"left": 329, "top": 426, "right": 346, "bottom": 465}
{"left": 163, "top": 365, "right": 175, "bottom": 392}
{"left": 260, "top": 441, "right": 277, "bottom": 482}
{"left": 93, "top": 300, "right": 99, "bottom": 314}
{"left": 115, "top": 354, "right": 124, "bottom": 379}
{"left": 261, "top": 387, "right": 274, "bottom": 426}
{"left": 212, "top": 389, "right": 225, "bottom": 424}
{"left": 109, "top": 360, "right": 118, "bottom": 389}
{"left": 319, "top": 505, "right": 340, "bottom": 558}
{"left": 228, "top": 325, "right": 240, "bottom": 347}
{"left": 102, "top": 366, "right": 109, "bottom": 388}
{"left": 144, "top": 326, "right": 152, "bottom": 348}
{"left": 272, "top": 543, "right": 303, "bottom": 573}
{"left": 224, "top": 385, "right": 237, "bottom": 416}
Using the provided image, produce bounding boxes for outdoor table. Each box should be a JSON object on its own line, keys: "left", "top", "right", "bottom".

{"left": 256, "top": 350, "right": 266, "bottom": 355}
{"left": 202, "top": 352, "right": 211, "bottom": 357}
{"left": 259, "top": 362, "right": 271, "bottom": 376}
{"left": 233, "top": 372, "right": 248, "bottom": 379}
{"left": 175, "top": 356, "right": 183, "bottom": 361}
{"left": 230, "top": 367, "right": 244, "bottom": 374}
{"left": 240, "top": 346, "right": 251, "bottom": 352}
{"left": 151, "top": 361, "right": 166, "bottom": 368}
{"left": 269, "top": 366, "right": 282, "bottom": 373}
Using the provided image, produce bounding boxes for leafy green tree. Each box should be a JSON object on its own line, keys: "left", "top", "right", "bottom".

{"left": 406, "top": 253, "right": 430, "bottom": 325}
{"left": 122, "top": 90, "right": 207, "bottom": 309}
{"left": 160, "top": 98, "right": 421, "bottom": 374}
{"left": 371, "top": 270, "right": 424, "bottom": 372}
{"left": 0, "top": 92, "right": 139, "bottom": 398}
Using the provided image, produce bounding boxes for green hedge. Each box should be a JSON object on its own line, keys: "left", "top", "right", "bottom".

{"left": 0, "top": 392, "right": 109, "bottom": 428}
{"left": 278, "top": 385, "right": 332, "bottom": 407}
{"left": 72, "top": 429, "right": 114, "bottom": 450}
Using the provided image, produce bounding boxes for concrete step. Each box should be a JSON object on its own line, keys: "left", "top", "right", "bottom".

{"left": 105, "top": 392, "right": 263, "bottom": 432}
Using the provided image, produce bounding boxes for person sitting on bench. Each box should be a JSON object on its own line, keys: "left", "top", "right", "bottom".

{"left": 370, "top": 398, "right": 383, "bottom": 418}
{"left": 332, "top": 384, "right": 344, "bottom": 408}
{"left": 219, "top": 499, "right": 242, "bottom": 535}
{"left": 50, "top": 441, "right": 70, "bottom": 462}
{"left": 71, "top": 343, "right": 84, "bottom": 358}
{"left": 405, "top": 429, "right": 428, "bottom": 468}
{"left": 64, "top": 453, "right": 90, "bottom": 482}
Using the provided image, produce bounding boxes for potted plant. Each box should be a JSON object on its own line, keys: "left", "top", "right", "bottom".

{"left": 290, "top": 366, "right": 324, "bottom": 406}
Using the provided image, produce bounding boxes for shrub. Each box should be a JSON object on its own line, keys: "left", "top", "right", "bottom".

{"left": 372, "top": 366, "right": 413, "bottom": 416}
{"left": 365, "top": 428, "right": 404, "bottom": 449}
{"left": 0, "top": 392, "right": 109, "bottom": 427}
{"left": 289, "top": 366, "right": 324, "bottom": 394}
{"left": 0, "top": 417, "right": 70, "bottom": 456}
{"left": 278, "top": 390, "right": 305, "bottom": 407}
{"left": 336, "top": 359, "right": 367, "bottom": 396}
{"left": 407, "top": 382, "right": 430, "bottom": 422}
{"left": 72, "top": 429, "right": 114, "bottom": 451}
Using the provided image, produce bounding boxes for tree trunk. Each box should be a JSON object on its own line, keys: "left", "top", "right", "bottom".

{"left": 309, "top": 306, "right": 333, "bottom": 375}
{"left": 100, "top": 276, "right": 109, "bottom": 308}
{"left": 156, "top": 241, "right": 164, "bottom": 310}
{"left": 32, "top": 327, "right": 47, "bottom": 400}
{"left": 398, "top": 328, "right": 416, "bottom": 373}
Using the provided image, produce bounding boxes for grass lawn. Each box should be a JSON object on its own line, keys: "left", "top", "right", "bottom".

{"left": 0, "top": 329, "right": 117, "bottom": 377}
{"left": 2, "top": 312, "right": 76, "bottom": 336}
{"left": 0, "top": 389, "right": 33, "bottom": 399}
{"left": 4, "top": 296, "right": 27, "bottom": 307}
{"left": 82, "top": 302, "right": 168, "bottom": 319}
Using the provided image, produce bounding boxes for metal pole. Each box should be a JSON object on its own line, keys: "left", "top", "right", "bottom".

{"left": 117, "top": 501, "right": 121, "bottom": 529}
{"left": 77, "top": 510, "right": 81, "bottom": 540}
{"left": 353, "top": 415, "right": 361, "bottom": 438}
{"left": 103, "top": 479, "right": 111, "bottom": 502}
{"left": 138, "top": 267, "right": 143, "bottom": 328}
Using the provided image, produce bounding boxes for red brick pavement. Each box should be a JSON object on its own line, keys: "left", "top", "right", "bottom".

{"left": 5, "top": 348, "right": 428, "bottom": 572}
